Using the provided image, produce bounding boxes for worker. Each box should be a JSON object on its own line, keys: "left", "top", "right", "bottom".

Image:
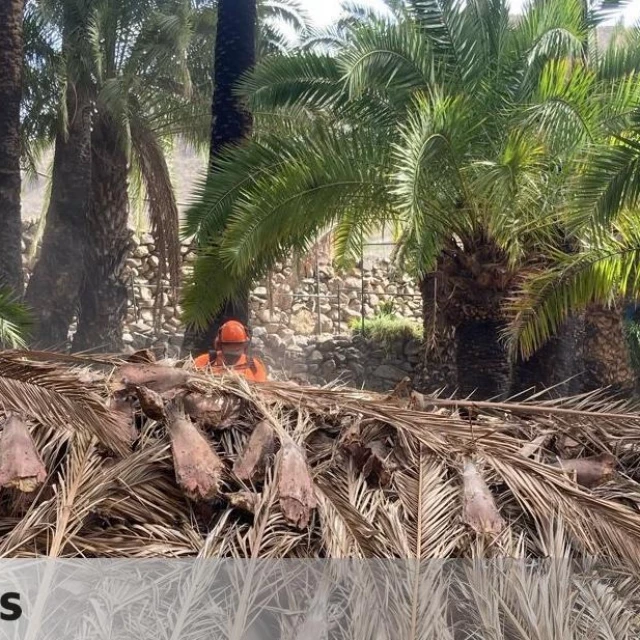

{"left": 193, "top": 320, "right": 268, "bottom": 382}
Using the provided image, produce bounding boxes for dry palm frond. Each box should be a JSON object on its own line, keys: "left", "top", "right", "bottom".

{"left": 0, "top": 353, "right": 132, "bottom": 455}
{"left": 2, "top": 350, "right": 640, "bottom": 567}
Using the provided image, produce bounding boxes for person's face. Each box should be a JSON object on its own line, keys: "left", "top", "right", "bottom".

{"left": 221, "top": 343, "right": 247, "bottom": 364}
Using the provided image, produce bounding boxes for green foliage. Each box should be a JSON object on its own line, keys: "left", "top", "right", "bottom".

{"left": 0, "top": 289, "right": 32, "bottom": 349}
{"left": 624, "top": 317, "right": 640, "bottom": 374}
{"left": 349, "top": 304, "right": 423, "bottom": 351}
{"left": 183, "top": 0, "right": 640, "bottom": 365}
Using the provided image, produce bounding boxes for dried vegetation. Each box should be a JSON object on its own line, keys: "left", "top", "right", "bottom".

{"left": 0, "top": 349, "right": 640, "bottom": 565}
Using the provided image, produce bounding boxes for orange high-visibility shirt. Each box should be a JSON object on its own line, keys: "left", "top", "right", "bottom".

{"left": 193, "top": 352, "right": 268, "bottom": 382}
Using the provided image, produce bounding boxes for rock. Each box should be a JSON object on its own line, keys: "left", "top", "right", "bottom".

{"left": 345, "top": 277, "right": 360, "bottom": 290}
{"left": 320, "top": 315, "right": 333, "bottom": 332}
{"left": 134, "top": 246, "right": 149, "bottom": 259}
{"left": 290, "top": 363, "right": 309, "bottom": 376}
{"left": 256, "top": 309, "right": 271, "bottom": 323}
{"left": 317, "top": 338, "right": 335, "bottom": 352}
{"left": 321, "top": 359, "right": 337, "bottom": 376}
{"left": 309, "top": 350, "right": 323, "bottom": 364}
{"left": 148, "top": 255, "right": 160, "bottom": 268}
{"left": 404, "top": 340, "right": 424, "bottom": 357}
{"left": 123, "top": 333, "right": 134, "bottom": 345}
{"left": 290, "top": 310, "right": 316, "bottom": 335}
{"left": 253, "top": 327, "right": 267, "bottom": 339}
{"left": 254, "top": 286, "right": 268, "bottom": 297}
{"left": 373, "top": 364, "right": 407, "bottom": 383}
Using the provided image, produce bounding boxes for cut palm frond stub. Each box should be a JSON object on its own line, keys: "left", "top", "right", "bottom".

{"left": 0, "top": 352, "right": 640, "bottom": 561}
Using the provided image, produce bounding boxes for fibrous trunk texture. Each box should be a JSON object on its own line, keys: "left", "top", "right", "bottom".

{"left": 25, "top": 82, "right": 93, "bottom": 348}
{"left": 0, "top": 0, "right": 25, "bottom": 294}
{"left": 278, "top": 439, "right": 316, "bottom": 529}
{"left": 415, "top": 274, "right": 457, "bottom": 393}
{"left": 0, "top": 414, "right": 47, "bottom": 492}
{"left": 168, "top": 411, "right": 224, "bottom": 501}
{"left": 233, "top": 420, "right": 275, "bottom": 482}
{"left": 582, "top": 304, "right": 636, "bottom": 394}
{"left": 552, "top": 454, "right": 616, "bottom": 489}
{"left": 511, "top": 316, "right": 585, "bottom": 398}
{"left": 182, "top": 0, "right": 256, "bottom": 356}
{"left": 461, "top": 459, "right": 504, "bottom": 535}
{"left": 72, "top": 116, "right": 132, "bottom": 353}
{"left": 456, "top": 320, "right": 511, "bottom": 400}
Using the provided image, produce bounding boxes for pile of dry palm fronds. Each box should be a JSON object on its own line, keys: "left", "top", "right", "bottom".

{"left": 2, "top": 349, "right": 640, "bottom": 562}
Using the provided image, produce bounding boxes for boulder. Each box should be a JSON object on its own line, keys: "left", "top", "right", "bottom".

{"left": 309, "top": 350, "right": 323, "bottom": 364}
{"left": 373, "top": 364, "right": 407, "bottom": 383}
{"left": 253, "top": 326, "right": 268, "bottom": 339}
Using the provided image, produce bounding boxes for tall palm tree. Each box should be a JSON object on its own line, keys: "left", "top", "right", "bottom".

{"left": 24, "top": 0, "right": 102, "bottom": 349}
{"left": 0, "top": 0, "right": 26, "bottom": 295}
{"left": 24, "top": 0, "right": 202, "bottom": 352}
{"left": 70, "top": 0, "right": 197, "bottom": 352}
{"left": 181, "top": 0, "right": 258, "bottom": 356}
{"left": 506, "top": 11, "right": 640, "bottom": 394}
{"left": 184, "top": 0, "right": 629, "bottom": 398}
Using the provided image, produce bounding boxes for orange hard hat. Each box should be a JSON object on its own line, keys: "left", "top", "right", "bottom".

{"left": 217, "top": 320, "right": 250, "bottom": 344}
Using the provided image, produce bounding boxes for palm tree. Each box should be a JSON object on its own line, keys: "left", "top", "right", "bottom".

{"left": 0, "top": 0, "right": 26, "bottom": 295}
{"left": 24, "top": 0, "right": 101, "bottom": 349}
{"left": 70, "top": 0, "right": 198, "bottom": 352}
{"left": 181, "top": 0, "right": 258, "bottom": 357}
{"left": 506, "top": 14, "right": 640, "bottom": 394}
{"left": 184, "top": 0, "right": 628, "bottom": 398}
{"left": 24, "top": 0, "right": 203, "bottom": 352}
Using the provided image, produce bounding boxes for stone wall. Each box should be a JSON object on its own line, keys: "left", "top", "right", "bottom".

{"left": 21, "top": 223, "right": 439, "bottom": 391}
{"left": 119, "top": 234, "right": 425, "bottom": 359}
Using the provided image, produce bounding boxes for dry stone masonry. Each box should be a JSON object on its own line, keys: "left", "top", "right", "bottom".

{"left": 21, "top": 222, "right": 440, "bottom": 391}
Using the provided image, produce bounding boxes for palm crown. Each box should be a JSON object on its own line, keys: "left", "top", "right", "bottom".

{"left": 183, "top": 0, "right": 636, "bottom": 337}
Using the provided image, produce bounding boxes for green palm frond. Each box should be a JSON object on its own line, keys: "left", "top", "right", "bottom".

{"left": 218, "top": 127, "right": 391, "bottom": 277}
{"left": 522, "top": 58, "right": 598, "bottom": 152}
{"left": 505, "top": 212, "right": 640, "bottom": 359}
{"left": 338, "top": 21, "right": 435, "bottom": 104}
{"left": 0, "top": 290, "right": 32, "bottom": 350}
{"left": 572, "top": 132, "right": 640, "bottom": 231}
{"left": 243, "top": 52, "right": 346, "bottom": 113}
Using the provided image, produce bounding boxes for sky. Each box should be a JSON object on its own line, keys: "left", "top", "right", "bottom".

{"left": 300, "top": 0, "right": 640, "bottom": 27}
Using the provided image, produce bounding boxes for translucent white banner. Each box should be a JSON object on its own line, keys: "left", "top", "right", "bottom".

{"left": 0, "top": 559, "right": 637, "bottom": 639}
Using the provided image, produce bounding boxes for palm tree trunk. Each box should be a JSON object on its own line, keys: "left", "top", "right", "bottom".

{"left": 511, "top": 317, "right": 585, "bottom": 398}
{"left": 416, "top": 274, "right": 457, "bottom": 392}
{"left": 455, "top": 320, "right": 512, "bottom": 400}
{"left": 582, "top": 304, "right": 636, "bottom": 393}
{"left": 24, "top": 84, "right": 92, "bottom": 348}
{"left": 0, "top": 0, "right": 25, "bottom": 295}
{"left": 71, "top": 117, "right": 131, "bottom": 353}
{"left": 182, "top": 0, "right": 257, "bottom": 356}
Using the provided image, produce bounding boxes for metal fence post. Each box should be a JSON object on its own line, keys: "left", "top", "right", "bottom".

{"left": 315, "top": 249, "right": 321, "bottom": 335}
{"left": 337, "top": 282, "right": 341, "bottom": 334}
{"left": 360, "top": 229, "right": 365, "bottom": 333}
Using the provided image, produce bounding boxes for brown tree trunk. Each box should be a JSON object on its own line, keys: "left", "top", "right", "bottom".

{"left": 71, "top": 117, "right": 131, "bottom": 353}
{"left": 582, "top": 303, "right": 636, "bottom": 394}
{"left": 414, "top": 274, "right": 457, "bottom": 392}
{"left": 511, "top": 316, "right": 585, "bottom": 398}
{"left": 0, "top": 0, "right": 25, "bottom": 295}
{"left": 182, "top": 0, "right": 257, "bottom": 356}
{"left": 456, "top": 319, "right": 512, "bottom": 400}
{"left": 24, "top": 84, "right": 92, "bottom": 349}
